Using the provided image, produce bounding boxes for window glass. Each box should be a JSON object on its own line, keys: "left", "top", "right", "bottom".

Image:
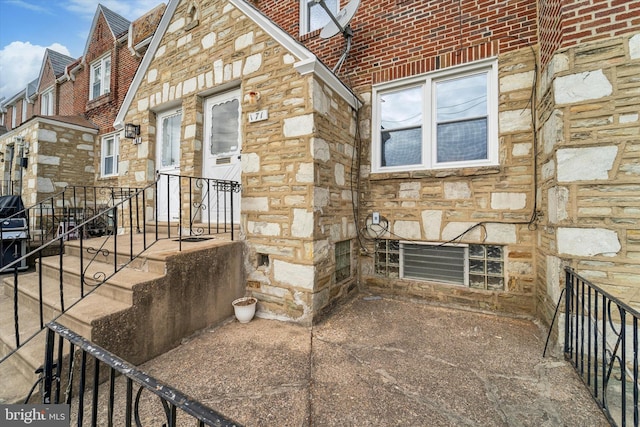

{"left": 301, "top": 0, "right": 338, "bottom": 34}
{"left": 101, "top": 134, "right": 118, "bottom": 176}
{"left": 435, "top": 72, "right": 488, "bottom": 163}
{"left": 373, "top": 61, "right": 497, "bottom": 172}
{"left": 90, "top": 55, "right": 111, "bottom": 100}
{"left": 161, "top": 113, "right": 181, "bottom": 167}
{"left": 210, "top": 99, "right": 239, "bottom": 155}
{"left": 380, "top": 86, "right": 422, "bottom": 167}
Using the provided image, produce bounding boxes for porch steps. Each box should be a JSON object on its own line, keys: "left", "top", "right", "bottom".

{"left": 0, "top": 236, "right": 166, "bottom": 404}
{"left": 0, "top": 232, "right": 243, "bottom": 404}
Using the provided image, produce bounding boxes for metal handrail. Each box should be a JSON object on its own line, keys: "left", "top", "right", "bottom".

{"left": 42, "top": 322, "right": 241, "bottom": 426}
{"left": 0, "top": 174, "right": 240, "bottom": 365}
{"left": 564, "top": 267, "right": 639, "bottom": 427}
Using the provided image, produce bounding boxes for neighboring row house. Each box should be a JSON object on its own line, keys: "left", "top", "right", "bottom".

{"left": 1, "top": 0, "right": 639, "bottom": 335}
{"left": 0, "top": 3, "right": 166, "bottom": 205}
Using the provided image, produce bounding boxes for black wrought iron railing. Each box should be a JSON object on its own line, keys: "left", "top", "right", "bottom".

{"left": 34, "top": 321, "right": 241, "bottom": 426}
{"left": 564, "top": 267, "right": 639, "bottom": 427}
{"left": 0, "top": 174, "right": 240, "bottom": 365}
{"left": 155, "top": 173, "right": 241, "bottom": 244}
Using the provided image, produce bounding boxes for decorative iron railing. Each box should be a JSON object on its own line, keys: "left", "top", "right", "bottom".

{"left": 34, "top": 321, "right": 241, "bottom": 426}
{"left": 0, "top": 174, "right": 240, "bottom": 365}
{"left": 564, "top": 267, "right": 639, "bottom": 427}
{"left": 155, "top": 173, "right": 241, "bottom": 244}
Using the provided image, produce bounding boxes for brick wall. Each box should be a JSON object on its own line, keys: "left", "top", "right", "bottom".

{"left": 539, "top": 0, "right": 640, "bottom": 66}
{"left": 258, "top": 0, "right": 537, "bottom": 90}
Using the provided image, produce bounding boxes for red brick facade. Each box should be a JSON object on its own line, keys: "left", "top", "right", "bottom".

{"left": 539, "top": 0, "right": 640, "bottom": 66}
{"left": 257, "top": 0, "right": 537, "bottom": 90}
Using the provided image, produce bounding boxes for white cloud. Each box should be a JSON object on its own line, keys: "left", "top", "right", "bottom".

{"left": 0, "top": 41, "right": 70, "bottom": 101}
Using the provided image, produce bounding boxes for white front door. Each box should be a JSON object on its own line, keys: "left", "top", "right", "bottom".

{"left": 156, "top": 108, "right": 182, "bottom": 221}
{"left": 203, "top": 90, "right": 241, "bottom": 224}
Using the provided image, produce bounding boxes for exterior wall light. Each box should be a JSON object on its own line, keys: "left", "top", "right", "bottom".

{"left": 124, "top": 123, "right": 140, "bottom": 139}
{"left": 248, "top": 91, "right": 261, "bottom": 105}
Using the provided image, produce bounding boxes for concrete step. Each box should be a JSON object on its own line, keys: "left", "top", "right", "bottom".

{"left": 63, "top": 236, "right": 168, "bottom": 275}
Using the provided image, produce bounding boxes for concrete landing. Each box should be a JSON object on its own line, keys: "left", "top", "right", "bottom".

{"left": 133, "top": 295, "right": 608, "bottom": 426}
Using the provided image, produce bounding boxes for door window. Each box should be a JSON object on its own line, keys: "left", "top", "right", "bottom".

{"left": 159, "top": 110, "right": 182, "bottom": 168}
{"left": 209, "top": 99, "right": 239, "bottom": 156}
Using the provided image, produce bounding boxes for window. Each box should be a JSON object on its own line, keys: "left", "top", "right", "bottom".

{"left": 11, "top": 106, "right": 16, "bottom": 128}
{"left": 300, "top": 0, "right": 338, "bottom": 35}
{"left": 335, "top": 240, "right": 352, "bottom": 282}
{"left": 21, "top": 100, "right": 27, "bottom": 122}
{"left": 101, "top": 134, "right": 119, "bottom": 177}
{"left": 90, "top": 55, "right": 111, "bottom": 100}
{"left": 159, "top": 110, "right": 182, "bottom": 168}
{"left": 373, "top": 60, "right": 497, "bottom": 173}
{"left": 41, "top": 88, "right": 54, "bottom": 116}
{"left": 375, "top": 240, "right": 505, "bottom": 290}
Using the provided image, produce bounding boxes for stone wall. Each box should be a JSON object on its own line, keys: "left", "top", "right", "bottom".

{"left": 536, "top": 32, "right": 640, "bottom": 326}
{"left": 360, "top": 46, "right": 538, "bottom": 316}
{"left": 0, "top": 118, "right": 97, "bottom": 205}
{"left": 119, "top": 0, "right": 358, "bottom": 324}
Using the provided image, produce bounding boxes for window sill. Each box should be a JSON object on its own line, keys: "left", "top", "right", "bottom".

{"left": 87, "top": 93, "right": 112, "bottom": 110}
{"left": 369, "top": 165, "right": 501, "bottom": 181}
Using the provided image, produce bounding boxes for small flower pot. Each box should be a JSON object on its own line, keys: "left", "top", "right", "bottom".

{"left": 232, "top": 297, "right": 257, "bottom": 323}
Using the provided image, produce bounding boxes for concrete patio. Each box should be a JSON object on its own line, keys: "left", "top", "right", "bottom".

{"left": 128, "top": 294, "right": 609, "bottom": 426}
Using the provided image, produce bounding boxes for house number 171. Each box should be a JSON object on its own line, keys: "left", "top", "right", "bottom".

{"left": 248, "top": 110, "right": 268, "bottom": 123}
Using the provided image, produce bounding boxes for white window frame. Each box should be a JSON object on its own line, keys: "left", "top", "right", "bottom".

{"left": 372, "top": 59, "right": 498, "bottom": 173}
{"left": 101, "top": 133, "right": 119, "bottom": 177}
{"left": 41, "top": 87, "right": 54, "bottom": 116}
{"left": 11, "top": 106, "right": 16, "bottom": 128}
{"left": 21, "top": 99, "right": 27, "bottom": 121}
{"left": 90, "top": 54, "right": 111, "bottom": 100}
{"left": 299, "top": 0, "right": 339, "bottom": 35}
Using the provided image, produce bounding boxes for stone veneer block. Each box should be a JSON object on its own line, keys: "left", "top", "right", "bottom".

{"left": 393, "top": 221, "right": 421, "bottom": 240}
{"left": 484, "top": 223, "right": 517, "bottom": 244}
{"left": 292, "top": 209, "right": 314, "bottom": 238}
{"left": 444, "top": 182, "right": 471, "bottom": 199}
{"left": 421, "top": 210, "right": 442, "bottom": 240}
{"left": 630, "top": 34, "right": 640, "bottom": 59}
{"left": 284, "top": 114, "right": 314, "bottom": 137}
{"left": 491, "top": 192, "right": 527, "bottom": 210}
{"left": 554, "top": 70, "right": 612, "bottom": 104}
{"left": 557, "top": 146, "right": 617, "bottom": 182}
{"left": 499, "top": 109, "right": 532, "bottom": 132}
{"left": 442, "top": 222, "right": 481, "bottom": 242}
{"left": 273, "top": 259, "right": 314, "bottom": 290}
{"left": 557, "top": 228, "right": 621, "bottom": 257}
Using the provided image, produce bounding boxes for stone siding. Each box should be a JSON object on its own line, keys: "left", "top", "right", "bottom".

{"left": 536, "top": 32, "right": 640, "bottom": 324}
{"left": 360, "top": 47, "right": 538, "bottom": 316}
{"left": 0, "top": 119, "right": 97, "bottom": 205}
{"left": 119, "top": 0, "right": 358, "bottom": 324}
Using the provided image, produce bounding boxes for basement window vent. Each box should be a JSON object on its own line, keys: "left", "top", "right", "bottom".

{"left": 375, "top": 240, "right": 505, "bottom": 291}
{"left": 335, "top": 240, "right": 352, "bottom": 282}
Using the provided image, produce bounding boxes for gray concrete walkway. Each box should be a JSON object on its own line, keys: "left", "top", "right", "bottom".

{"left": 135, "top": 294, "right": 608, "bottom": 426}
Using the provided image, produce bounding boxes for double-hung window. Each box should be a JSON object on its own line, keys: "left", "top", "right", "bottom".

{"left": 41, "top": 88, "right": 53, "bottom": 116}
{"left": 21, "top": 99, "right": 27, "bottom": 122}
{"left": 373, "top": 59, "right": 498, "bottom": 172}
{"left": 300, "top": 0, "right": 338, "bottom": 35}
{"left": 90, "top": 55, "right": 111, "bottom": 100}
{"left": 101, "top": 133, "right": 119, "bottom": 177}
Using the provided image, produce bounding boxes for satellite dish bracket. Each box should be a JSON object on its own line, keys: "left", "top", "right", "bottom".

{"left": 315, "top": 0, "right": 361, "bottom": 73}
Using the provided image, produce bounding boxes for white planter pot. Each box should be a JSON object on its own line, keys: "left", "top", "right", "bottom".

{"left": 232, "top": 297, "right": 257, "bottom": 323}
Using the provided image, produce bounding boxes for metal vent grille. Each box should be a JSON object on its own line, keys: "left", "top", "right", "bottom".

{"left": 402, "top": 243, "right": 466, "bottom": 285}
